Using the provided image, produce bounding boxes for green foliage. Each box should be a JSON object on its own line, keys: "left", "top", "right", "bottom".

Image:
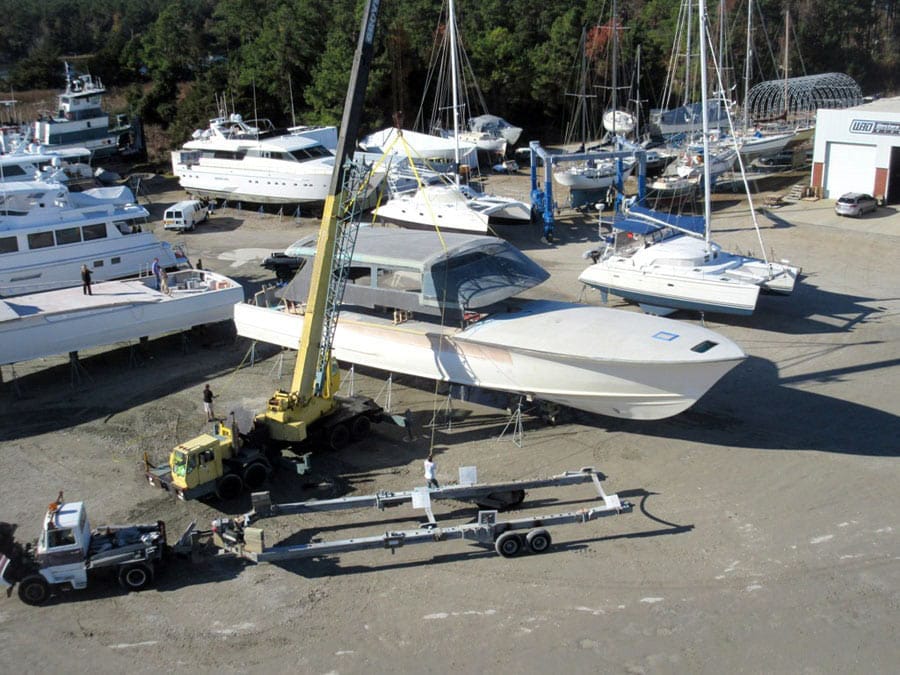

{"left": 0, "top": 0, "right": 897, "bottom": 145}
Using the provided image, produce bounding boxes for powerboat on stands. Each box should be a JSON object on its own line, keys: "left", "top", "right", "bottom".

{"left": 31, "top": 63, "right": 139, "bottom": 160}
{"left": 171, "top": 112, "right": 384, "bottom": 205}
{"left": 0, "top": 180, "right": 187, "bottom": 296}
{"left": 237, "top": 227, "right": 746, "bottom": 421}
{"left": 0, "top": 269, "right": 244, "bottom": 366}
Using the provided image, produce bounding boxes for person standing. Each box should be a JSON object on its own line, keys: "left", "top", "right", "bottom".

{"left": 151, "top": 257, "right": 161, "bottom": 290}
{"left": 202, "top": 384, "right": 217, "bottom": 421}
{"left": 424, "top": 452, "right": 439, "bottom": 489}
{"left": 81, "top": 264, "right": 93, "bottom": 295}
{"left": 160, "top": 268, "right": 170, "bottom": 295}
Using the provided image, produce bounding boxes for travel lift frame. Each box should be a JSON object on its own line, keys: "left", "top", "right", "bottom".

{"left": 208, "top": 467, "right": 632, "bottom": 562}
{"left": 528, "top": 140, "right": 648, "bottom": 241}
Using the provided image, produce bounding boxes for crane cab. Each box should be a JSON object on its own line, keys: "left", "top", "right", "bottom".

{"left": 169, "top": 425, "right": 236, "bottom": 494}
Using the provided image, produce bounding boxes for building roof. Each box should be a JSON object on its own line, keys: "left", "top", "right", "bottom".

{"left": 848, "top": 96, "right": 900, "bottom": 114}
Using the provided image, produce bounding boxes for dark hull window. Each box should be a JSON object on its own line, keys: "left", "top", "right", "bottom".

{"left": 27, "top": 231, "right": 55, "bottom": 249}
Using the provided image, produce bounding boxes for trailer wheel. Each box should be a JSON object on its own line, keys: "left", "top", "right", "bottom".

{"left": 242, "top": 462, "right": 269, "bottom": 489}
{"left": 526, "top": 528, "right": 552, "bottom": 553}
{"left": 118, "top": 563, "right": 154, "bottom": 591}
{"left": 328, "top": 423, "right": 350, "bottom": 451}
{"left": 215, "top": 473, "right": 243, "bottom": 500}
{"left": 494, "top": 531, "right": 523, "bottom": 558}
{"left": 350, "top": 415, "right": 371, "bottom": 440}
{"left": 18, "top": 575, "right": 50, "bottom": 606}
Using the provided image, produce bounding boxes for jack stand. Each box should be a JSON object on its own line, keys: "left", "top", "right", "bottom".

{"left": 428, "top": 392, "right": 455, "bottom": 431}
{"left": 128, "top": 342, "right": 144, "bottom": 368}
{"left": 373, "top": 373, "right": 393, "bottom": 413}
{"left": 244, "top": 341, "right": 257, "bottom": 368}
{"left": 268, "top": 350, "right": 285, "bottom": 379}
{"left": 68, "top": 351, "right": 91, "bottom": 388}
{"left": 497, "top": 398, "right": 525, "bottom": 447}
{"left": 180, "top": 332, "right": 191, "bottom": 355}
{"left": 340, "top": 364, "right": 356, "bottom": 396}
{"left": 2, "top": 364, "right": 23, "bottom": 398}
{"left": 699, "top": 311, "right": 706, "bottom": 328}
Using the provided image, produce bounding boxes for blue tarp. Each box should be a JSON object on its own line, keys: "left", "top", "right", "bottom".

{"left": 614, "top": 204, "right": 707, "bottom": 237}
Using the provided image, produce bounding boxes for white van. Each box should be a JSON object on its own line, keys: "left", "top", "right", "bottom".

{"left": 163, "top": 200, "right": 209, "bottom": 231}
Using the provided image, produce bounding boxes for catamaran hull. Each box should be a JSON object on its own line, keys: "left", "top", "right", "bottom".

{"left": 580, "top": 263, "right": 761, "bottom": 316}
{"left": 234, "top": 301, "right": 745, "bottom": 421}
{"left": 0, "top": 271, "right": 244, "bottom": 365}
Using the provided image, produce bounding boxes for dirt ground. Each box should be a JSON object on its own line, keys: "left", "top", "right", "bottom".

{"left": 1, "top": 170, "right": 898, "bottom": 674}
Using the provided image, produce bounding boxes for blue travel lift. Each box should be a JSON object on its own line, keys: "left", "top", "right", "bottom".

{"left": 528, "top": 140, "right": 647, "bottom": 241}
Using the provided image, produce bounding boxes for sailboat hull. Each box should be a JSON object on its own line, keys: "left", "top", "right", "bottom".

{"left": 234, "top": 300, "right": 745, "bottom": 421}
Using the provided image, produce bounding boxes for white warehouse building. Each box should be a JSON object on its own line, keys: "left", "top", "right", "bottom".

{"left": 811, "top": 97, "right": 900, "bottom": 204}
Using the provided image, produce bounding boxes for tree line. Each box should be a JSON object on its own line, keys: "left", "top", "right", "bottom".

{"left": 1, "top": 0, "right": 897, "bottom": 147}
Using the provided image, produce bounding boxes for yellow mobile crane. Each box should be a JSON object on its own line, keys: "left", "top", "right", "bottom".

{"left": 146, "top": 0, "right": 386, "bottom": 501}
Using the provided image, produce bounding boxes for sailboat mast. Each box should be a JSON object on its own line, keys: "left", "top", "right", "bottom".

{"left": 448, "top": 0, "right": 461, "bottom": 183}
{"left": 698, "top": 0, "right": 712, "bottom": 247}
{"left": 783, "top": 7, "right": 790, "bottom": 120}
{"left": 743, "top": 0, "right": 752, "bottom": 130}
{"left": 611, "top": 0, "right": 618, "bottom": 136}
{"left": 684, "top": 0, "right": 693, "bottom": 107}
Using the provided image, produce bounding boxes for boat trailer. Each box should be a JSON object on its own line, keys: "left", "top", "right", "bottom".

{"left": 210, "top": 467, "right": 633, "bottom": 562}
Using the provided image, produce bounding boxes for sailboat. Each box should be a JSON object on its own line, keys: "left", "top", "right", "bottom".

{"left": 578, "top": 0, "right": 800, "bottom": 317}
{"left": 553, "top": 20, "right": 635, "bottom": 192}
{"left": 373, "top": 0, "right": 531, "bottom": 234}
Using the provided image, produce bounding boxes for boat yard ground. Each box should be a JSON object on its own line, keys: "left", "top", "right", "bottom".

{"left": 1, "top": 170, "right": 898, "bottom": 674}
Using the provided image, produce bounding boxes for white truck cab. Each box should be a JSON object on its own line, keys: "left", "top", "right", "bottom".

{"left": 163, "top": 199, "right": 209, "bottom": 231}
{"left": 36, "top": 500, "right": 92, "bottom": 589}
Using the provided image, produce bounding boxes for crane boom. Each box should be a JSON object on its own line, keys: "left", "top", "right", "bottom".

{"left": 293, "top": 0, "right": 382, "bottom": 399}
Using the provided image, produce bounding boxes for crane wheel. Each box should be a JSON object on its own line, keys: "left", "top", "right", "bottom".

{"left": 118, "top": 563, "right": 154, "bottom": 591}
{"left": 17, "top": 575, "right": 51, "bottom": 606}
{"left": 526, "top": 528, "right": 552, "bottom": 553}
{"left": 215, "top": 473, "right": 243, "bottom": 500}
{"left": 328, "top": 424, "right": 350, "bottom": 451}
{"left": 242, "top": 462, "right": 269, "bottom": 490}
{"left": 494, "top": 531, "right": 524, "bottom": 558}
{"left": 350, "top": 415, "right": 371, "bottom": 441}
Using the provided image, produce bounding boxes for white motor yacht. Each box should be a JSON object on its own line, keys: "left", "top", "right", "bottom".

{"left": 1, "top": 181, "right": 187, "bottom": 297}
{"left": 172, "top": 113, "right": 383, "bottom": 205}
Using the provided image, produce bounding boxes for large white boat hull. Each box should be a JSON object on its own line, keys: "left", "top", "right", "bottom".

{"left": 375, "top": 184, "right": 530, "bottom": 234}
{"left": 0, "top": 270, "right": 244, "bottom": 365}
{"left": 579, "top": 235, "right": 799, "bottom": 316}
{"left": 234, "top": 300, "right": 745, "bottom": 420}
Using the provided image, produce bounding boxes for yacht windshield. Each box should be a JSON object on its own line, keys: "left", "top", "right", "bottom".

{"left": 288, "top": 145, "right": 331, "bottom": 162}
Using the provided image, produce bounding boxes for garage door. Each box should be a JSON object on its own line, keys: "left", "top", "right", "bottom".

{"left": 824, "top": 142, "right": 876, "bottom": 198}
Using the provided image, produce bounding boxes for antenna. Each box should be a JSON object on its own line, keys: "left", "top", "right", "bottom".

{"left": 252, "top": 78, "right": 260, "bottom": 141}
{"left": 288, "top": 76, "right": 296, "bottom": 127}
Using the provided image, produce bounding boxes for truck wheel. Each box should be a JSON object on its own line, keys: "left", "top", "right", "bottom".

{"left": 18, "top": 575, "right": 50, "bottom": 606}
{"left": 526, "top": 528, "right": 552, "bottom": 553}
{"left": 242, "top": 462, "right": 269, "bottom": 490}
{"left": 494, "top": 531, "right": 523, "bottom": 558}
{"left": 328, "top": 423, "right": 350, "bottom": 451}
{"left": 350, "top": 415, "right": 371, "bottom": 441}
{"left": 215, "top": 473, "right": 243, "bottom": 500}
{"left": 119, "top": 563, "right": 154, "bottom": 591}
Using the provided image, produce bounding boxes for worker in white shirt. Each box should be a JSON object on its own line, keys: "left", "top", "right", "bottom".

{"left": 424, "top": 452, "right": 439, "bottom": 489}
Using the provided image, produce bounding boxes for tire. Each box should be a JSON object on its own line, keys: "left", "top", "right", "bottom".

{"left": 526, "top": 528, "right": 552, "bottom": 554}
{"left": 18, "top": 575, "right": 50, "bottom": 606}
{"left": 494, "top": 531, "right": 523, "bottom": 558}
{"left": 242, "top": 461, "right": 269, "bottom": 490}
{"left": 328, "top": 423, "right": 350, "bottom": 451}
{"left": 118, "top": 563, "right": 154, "bottom": 591}
{"left": 215, "top": 473, "right": 243, "bottom": 500}
{"left": 350, "top": 415, "right": 371, "bottom": 441}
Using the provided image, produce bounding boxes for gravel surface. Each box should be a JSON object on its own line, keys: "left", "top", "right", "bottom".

{"left": 1, "top": 172, "right": 897, "bottom": 674}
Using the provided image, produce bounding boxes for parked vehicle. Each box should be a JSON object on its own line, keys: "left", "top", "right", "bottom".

{"left": 163, "top": 199, "right": 209, "bottom": 231}
{"left": 0, "top": 494, "right": 168, "bottom": 605}
{"left": 834, "top": 192, "right": 878, "bottom": 217}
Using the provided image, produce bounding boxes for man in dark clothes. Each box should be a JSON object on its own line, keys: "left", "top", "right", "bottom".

{"left": 202, "top": 384, "right": 217, "bottom": 421}
{"left": 81, "top": 264, "right": 93, "bottom": 295}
